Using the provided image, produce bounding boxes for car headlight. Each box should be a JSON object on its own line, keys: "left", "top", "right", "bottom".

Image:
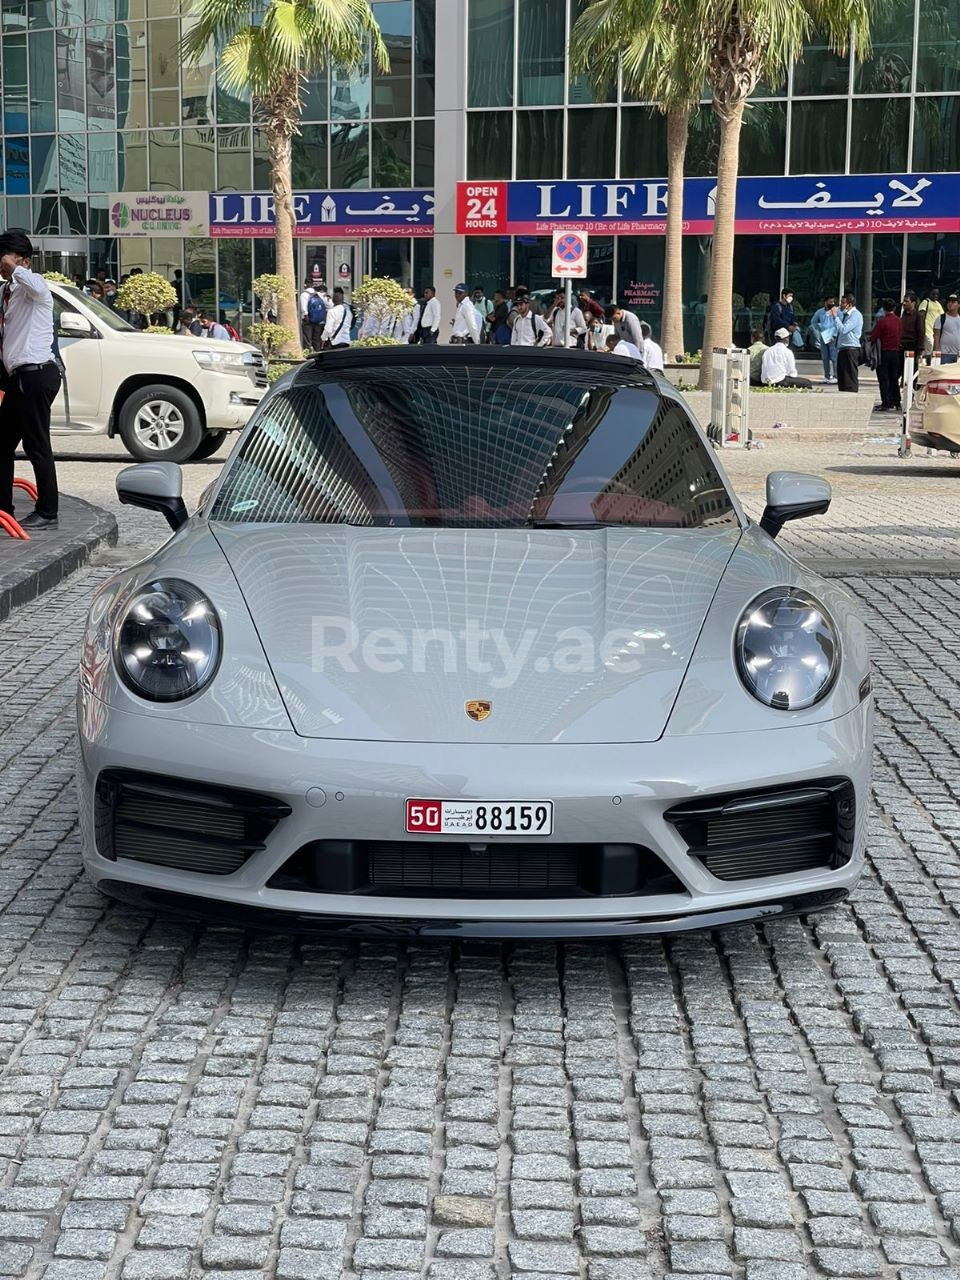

{"left": 115, "top": 579, "right": 221, "bottom": 702}
{"left": 193, "top": 349, "right": 256, "bottom": 373}
{"left": 736, "top": 588, "right": 839, "bottom": 710}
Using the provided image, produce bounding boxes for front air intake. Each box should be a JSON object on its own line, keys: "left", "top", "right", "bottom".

{"left": 95, "top": 770, "right": 290, "bottom": 875}
{"left": 665, "top": 778, "right": 855, "bottom": 882}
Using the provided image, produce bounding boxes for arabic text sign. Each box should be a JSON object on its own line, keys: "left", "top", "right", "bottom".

{"left": 209, "top": 190, "right": 435, "bottom": 238}
{"left": 109, "top": 191, "right": 209, "bottom": 237}
{"left": 552, "top": 229, "right": 588, "bottom": 278}
{"left": 456, "top": 175, "right": 960, "bottom": 236}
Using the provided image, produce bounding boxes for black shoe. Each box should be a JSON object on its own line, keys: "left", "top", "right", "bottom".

{"left": 19, "top": 511, "right": 58, "bottom": 530}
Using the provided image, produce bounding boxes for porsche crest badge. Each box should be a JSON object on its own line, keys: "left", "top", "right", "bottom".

{"left": 465, "top": 699, "right": 492, "bottom": 722}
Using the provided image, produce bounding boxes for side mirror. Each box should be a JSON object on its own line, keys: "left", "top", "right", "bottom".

{"left": 59, "top": 311, "right": 95, "bottom": 336}
{"left": 116, "top": 463, "right": 188, "bottom": 531}
{"left": 760, "top": 471, "right": 831, "bottom": 540}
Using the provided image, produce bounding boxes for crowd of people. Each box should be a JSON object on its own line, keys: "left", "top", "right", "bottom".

{"left": 747, "top": 283, "right": 959, "bottom": 405}
{"left": 296, "top": 278, "right": 665, "bottom": 367}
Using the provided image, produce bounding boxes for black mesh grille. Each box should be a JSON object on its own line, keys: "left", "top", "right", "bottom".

{"left": 95, "top": 770, "right": 291, "bottom": 876}
{"left": 666, "top": 779, "right": 855, "bottom": 883}
{"left": 369, "top": 842, "right": 581, "bottom": 892}
{"left": 269, "top": 840, "right": 686, "bottom": 899}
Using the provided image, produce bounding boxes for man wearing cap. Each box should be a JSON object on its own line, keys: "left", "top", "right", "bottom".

{"left": 450, "top": 283, "right": 481, "bottom": 344}
{"left": 510, "top": 295, "right": 551, "bottom": 347}
{"left": 761, "top": 328, "right": 813, "bottom": 388}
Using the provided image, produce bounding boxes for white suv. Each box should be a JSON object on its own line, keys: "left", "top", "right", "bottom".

{"left": 51, "top": 283, "right": 267, "bottom": 463}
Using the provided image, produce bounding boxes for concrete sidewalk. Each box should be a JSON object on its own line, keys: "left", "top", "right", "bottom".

{"left": 0, "top": 492, "right": 118, "bottom": 622}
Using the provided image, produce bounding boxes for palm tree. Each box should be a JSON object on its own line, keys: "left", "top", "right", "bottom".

{"left": 182, "top": 0, "right": 388, "bottom": 353}
{"left": 694, "top": 0, "right": 872, "bottom": 389}
{"left": 570, "top": 2, "right": 709, "bottom": 363}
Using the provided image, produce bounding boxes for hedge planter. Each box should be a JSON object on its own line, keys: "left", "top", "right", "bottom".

{"left": 670, "top": 386, "right": 876, "bottom": 439}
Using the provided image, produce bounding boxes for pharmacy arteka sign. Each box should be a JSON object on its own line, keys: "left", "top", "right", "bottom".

{"left": 456, "top": 175, "right": 960, "bottom": 236}
{"left": 209, "top": 190, "right": 435, "bottom": 237}
{"left": 108, "top": 191, "right": 209, "bottom": 236}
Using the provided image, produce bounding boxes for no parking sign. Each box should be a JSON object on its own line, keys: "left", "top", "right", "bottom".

{"left": 552, "top": 229, "right": 588, "bottom": 278}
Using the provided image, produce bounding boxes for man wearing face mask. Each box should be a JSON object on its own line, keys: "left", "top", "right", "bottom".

{"left": 768, "top": 288, "right": 797, "bottom": 342}
{"left": 834, "top": 293, "right": 864, "bottom": 393}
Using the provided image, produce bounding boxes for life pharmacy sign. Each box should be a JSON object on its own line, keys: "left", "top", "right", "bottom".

{"left": 109, "top": 192, "right": 209, "bottom": 236}
{"left": 456, "top": 174, "right": 960, "bottom": 235}
{"left": 209, "top": 190, "right": 435, "bottom": 237}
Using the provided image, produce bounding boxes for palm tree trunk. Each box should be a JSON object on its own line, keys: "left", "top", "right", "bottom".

{"left": 661, "top": 104, "right": 689, "bottom": 364}
{"left": 266, "top": 122, "right": 301, "bottom": 357}
{"left": 697, "top": 98, "right": 745, "bottom": 391}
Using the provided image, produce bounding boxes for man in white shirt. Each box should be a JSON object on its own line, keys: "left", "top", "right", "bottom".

{"left": 761, "top": 328, "right": 813, "bottom": 387}
{"left": 546, "top": 290, "right": 586, "bottom": 348}
{"left": 321, "top": 287, "right": 353, "bottom": 347}
{"left": 605, "top": 335, "right": 642, "bottom": 359}
{"left": 419, "top": 286, "right": 441, "bottom": 343}
{"left": 0, "top": 231, "right": 62, "bottom": 528}
{"left": 511, "top": 296, "right": 552, "bottom": 347}
{"left": 640, "top": 322, "right": 665, "bottom": 372}
{"left": 450, "top": 283, "right": 481, "bottom": 344}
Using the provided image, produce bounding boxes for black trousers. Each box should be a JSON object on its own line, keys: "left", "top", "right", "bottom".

{"left": 301, "top": 321, "right": 323, "bottom": 352}
{"left": 877, "top": 349, "right": 902, "bottom": 409}
{"left": 837, "top": 347, "right": 860, "bottom": 393}
{"left": 0, "top": 363, "right": 62, "bottom": 519}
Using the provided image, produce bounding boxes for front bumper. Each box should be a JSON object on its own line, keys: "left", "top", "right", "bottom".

{"left": 197, "top": 372, "right": 266, "bottom": 432}
{"left": 77, "top": 695, "right": 871, "bottom": 935}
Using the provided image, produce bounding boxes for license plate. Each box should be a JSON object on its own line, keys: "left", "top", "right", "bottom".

{"left": 405, "top": 799, "right": 554, "bottom": 836}
{"left": 910, "top": 409, "right": 924, "bottom": 430}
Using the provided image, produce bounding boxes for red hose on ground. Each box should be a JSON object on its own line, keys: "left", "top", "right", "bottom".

{"left": 0, "top": 512, "right": 28, "bottom": 539}
{"left": 13, "top": 477, "right": 38, "bottom": 501}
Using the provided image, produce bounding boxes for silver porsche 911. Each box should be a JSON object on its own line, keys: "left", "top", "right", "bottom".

{"left": 77, "top": 346, "right": 872, "bottom": 937}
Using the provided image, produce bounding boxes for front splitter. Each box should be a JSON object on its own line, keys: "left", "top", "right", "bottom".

{"left": 98, "top": 881, "right": 849, "bottom": 939}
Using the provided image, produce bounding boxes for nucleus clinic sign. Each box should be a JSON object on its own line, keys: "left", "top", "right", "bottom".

{"left": 109, "top": 191, "right": 209, "bottom": 237}
{"left": 209, "top": 190, "right": 435, "bottom": 238}
{"left": 456, "top": 174, "right": 960, "bottom": 236}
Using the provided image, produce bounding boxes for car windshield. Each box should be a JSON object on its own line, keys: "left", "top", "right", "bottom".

{"left": 58, "top": 285, "right": 134, "bottom": 332}
{"left": 211, "top": 362, "right": 737, "bottom": 529}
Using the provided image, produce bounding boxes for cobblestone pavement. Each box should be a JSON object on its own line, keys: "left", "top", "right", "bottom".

{"left": 1, "top": 435, "right": 960, "bottom": 1277}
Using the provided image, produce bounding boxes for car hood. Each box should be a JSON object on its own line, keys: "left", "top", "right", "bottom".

{"left": 213, "top": 524, "right": 740, "bottom": 744}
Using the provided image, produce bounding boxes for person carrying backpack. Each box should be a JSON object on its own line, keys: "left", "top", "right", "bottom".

{"left": 303, "top": 288, "right": 326, "bottom": 352}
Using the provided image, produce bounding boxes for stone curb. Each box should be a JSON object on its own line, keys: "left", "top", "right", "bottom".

{"left": 0, "top": 494, "right": 118, "bottom": 623}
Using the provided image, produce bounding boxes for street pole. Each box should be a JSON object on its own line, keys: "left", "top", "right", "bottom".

{"left": 564, "top": 278, "right": 572, "bottom": 349}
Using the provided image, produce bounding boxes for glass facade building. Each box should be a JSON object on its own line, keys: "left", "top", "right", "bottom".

{"left": 4, "top": 0, "right": 959, "bottom": 342}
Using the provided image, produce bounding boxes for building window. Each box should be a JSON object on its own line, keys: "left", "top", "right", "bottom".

{"left": 29, "top": 29, "right": 55, "bottom": 131}
{"left": 789, "top": 99, "right": 847, "bottom": 174}
{"left": 292, "top": 124, "right": 328, "bottom": 189}
{"left": 739, "top": 102, "right": 786, "bottom": 176}
{"left": 516, "top": 109, "right": 563, "bottom": 179}
{"left": 372, "top": 120, "right": 412, "bottom": 186}
{"left": 372, "top": 0, "right": 412, "bottom": 118}
{"left": 414, "top": 0, "right": 435, "bottom": 116}
{"left": 466, "top": 235, "right": 510, "bottom": 296}
{"left": 850, "top": 97, "right": 908, "bottom": 173}
{"left": 147, "top": 18, "right": 179, "bottom": 127}
{"left": 468, "top": 0, "right": 514, "bottom": 108}
{"left": 183, "top": 126, "right": 215, "bottom": 191}
{"left": 86, "top": 23, "right": 117, "bottom": 129}
{"left": 467, "top": 110, "right": 512, "bottom": 179}
{"left": 854, "top": 0, "right": 914, "bottom": 94}
{"left": 119, "top": 130, "right": 147, "bottom": 190}
{"left": 414, "top": 118, "right": 433, "bottom": 186}
{"left": 916, "top": 7, "right": 960, "bottom": 92}
{"left": 330, "top": 122, "right": 370, "bottom": 188}
{"left": 792, "top": 40, "right": 849, "bottom": 95}
{"left": 149, "top": 128, "right": 180, "bottom": 190}
{"left": 685, "top": 106, "right": 719, "bottom": 178}
{"left": 913, "top": 95, "right": 960, "bottom": 170}
{"left": 619, "top": 109, "right": 666, "bottom": 179}
{"left": 567, "top": 108, "right": 616, "bottom": 179}
{"left": 568, "top": 0, "right": 616, "bottom": 105}
{"left": 518, "top": 0, "right": 565, "bottom": 106}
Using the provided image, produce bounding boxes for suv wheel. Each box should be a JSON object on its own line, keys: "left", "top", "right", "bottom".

{"left": 189, "top": 430, "right": 229, "bottom": 462}
{"left": 118, "top": 385, "right": 203, "bottom": 462}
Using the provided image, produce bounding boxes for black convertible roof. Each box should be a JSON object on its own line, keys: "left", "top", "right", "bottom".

{"left": 293, "top": 343, "right": 656, "bottom": 384}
